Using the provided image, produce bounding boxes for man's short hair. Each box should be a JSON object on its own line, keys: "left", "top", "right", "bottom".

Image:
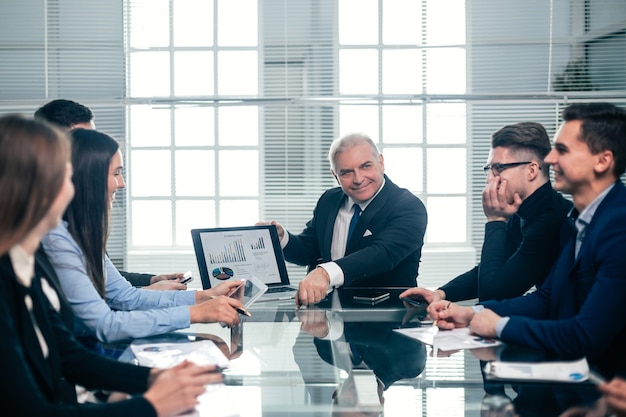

{"left": 562, "top": 102, "right": 626, "bottom": 177}
{"left": 328, "top": 133, "right": 380, "bottom": 172}
{"left": 34, "top": 99, "right": 94, "bottom": 129}
{"left": 491, "top": 122, "right": 552, "bottom": 177}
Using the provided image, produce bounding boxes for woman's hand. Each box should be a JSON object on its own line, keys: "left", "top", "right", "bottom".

{"left": 196, "top": 279, "right": 245, "bottom": 302}
{"left": 189, "top": 295, "right": 244, "bottom": 327}
{"left": 144, "top": 361, "right": 223, "bottom": 417}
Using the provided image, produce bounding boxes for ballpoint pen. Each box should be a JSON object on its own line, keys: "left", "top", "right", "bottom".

{"left": 235, "top": 306, "right": 252, "bottom": 317}
{"left": 209, "top": 295, "right": 252, "bottom": 317}
{"left": 588, "top": 370, "right": 607, "bottom": 386}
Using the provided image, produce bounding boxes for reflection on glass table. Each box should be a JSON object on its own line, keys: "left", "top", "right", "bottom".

{"left": 118, "top": 288, "right": 604, "bottom": 417}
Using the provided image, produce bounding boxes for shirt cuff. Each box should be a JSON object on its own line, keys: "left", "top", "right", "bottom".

{"left": 472, "top": 305, "right": 485, "bottom": 314}
{"left": 319, "top": 262, "right": 344, "bottom": 288}
{"left": 495, "top": 317, "right": 510, "bottom": 338}
{"left": 320, "top": 311, "right": 344, "bottom": 340}
{"left": 280, "top": 230, "right": 290, "bottom": 249}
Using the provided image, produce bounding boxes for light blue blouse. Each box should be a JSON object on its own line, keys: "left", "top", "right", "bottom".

{"left": 42, "top": 222, "right": 195, "bottom": 344}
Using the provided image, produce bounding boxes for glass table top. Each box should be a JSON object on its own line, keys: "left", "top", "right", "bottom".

{"left": 122, "top": 288, "right": 602, "bottom": 417}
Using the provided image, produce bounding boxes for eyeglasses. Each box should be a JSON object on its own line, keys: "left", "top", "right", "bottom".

{"left": 482, "top": 161, "right": 532, "bottom": 175}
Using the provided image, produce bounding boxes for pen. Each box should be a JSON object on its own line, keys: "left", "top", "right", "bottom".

{"left": 588, "top": 370, "right": 607, "bottom": 386}
{"left": 209, "top": 295, "right": 252, "bottom": 317}
{"left": 236, "top": 306, "right": 252, "bottom": 317}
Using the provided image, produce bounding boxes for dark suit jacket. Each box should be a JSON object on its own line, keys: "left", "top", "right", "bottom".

{"left": 482, "top": 181, "right": 626, "bottom": 378}
{"left": 0, "top": 253, "right": 156, "bottom": 416}
{"left": 283, "top": 176, "right": 427, "bottom": 287}
{"left": 441, "top": 182, "right": 572, "bottom": 302}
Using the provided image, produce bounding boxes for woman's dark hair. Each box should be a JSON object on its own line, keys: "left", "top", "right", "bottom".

{"left": 0, "top": 115, "right": 70, "bottom": 255}
{"left": 65, "top": 128, "right": 119, "bottom": 296}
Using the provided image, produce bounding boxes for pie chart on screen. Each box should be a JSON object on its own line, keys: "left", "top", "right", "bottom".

{"left": 212, "top": 267, "right": 234, "bottom": 280}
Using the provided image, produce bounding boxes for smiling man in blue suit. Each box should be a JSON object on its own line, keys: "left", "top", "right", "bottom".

{"left": 431, "top": 103, "right": 626, "bottom": 378}
{"left": 259, "top": 133, "right": 427, "bottom": 306}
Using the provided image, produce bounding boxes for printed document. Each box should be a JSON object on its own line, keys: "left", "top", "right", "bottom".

{"left": 483, "top": 357, "right": 592, "bottom": 383}
{"left": 394, "top": 327, "right": 503, "bottom": 351}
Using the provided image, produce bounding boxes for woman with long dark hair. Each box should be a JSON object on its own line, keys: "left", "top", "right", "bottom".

{"left": 42, "top": 128, "right": 244, "bottom": 350}
{"left": 0, "top": 114, "right": 222, "bottom": 416}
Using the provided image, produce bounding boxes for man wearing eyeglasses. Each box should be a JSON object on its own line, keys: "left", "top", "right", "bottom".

{"left": 401, "top": 122, "right": 572, "bottom": 305}
{"left": 431, "top": 103, "right": 626, "bottom": 378}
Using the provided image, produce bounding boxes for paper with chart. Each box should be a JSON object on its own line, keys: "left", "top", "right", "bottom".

{"left": 130, "top": 340, "right": 229, "bottom": 369}
{"left": 394, "top": 326, "right": 503, "bottom": 351}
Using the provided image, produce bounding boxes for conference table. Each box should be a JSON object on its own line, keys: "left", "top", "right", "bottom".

{"left": 121, "top": 287, "right": 603, "bottom": 417}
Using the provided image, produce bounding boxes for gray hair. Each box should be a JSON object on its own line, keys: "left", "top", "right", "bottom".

{"left": 327, "top": 133, "right": 380, "bottom": 172}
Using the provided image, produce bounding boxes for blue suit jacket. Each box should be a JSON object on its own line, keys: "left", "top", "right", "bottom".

{"left": 483, "top": 181, "right": 626, "bottom": 377}
{"left": 283, "top": 176, "right": 427, "bottom": 287}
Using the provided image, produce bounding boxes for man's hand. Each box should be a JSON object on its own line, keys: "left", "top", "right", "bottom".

{"left": 399, "top": 287, "right": 444, "bottom": 305}
{"left": 482, "top": 177, "right": 522, "bottom": 222}
{"left": 559, "top": 399, "right": 610, "bottom": 417}
{"left": 297, "top": 268, "right": 330, "bottom": 306}
{"left": 297, "top": 309, "right": 330, "bottom": 338}
{"left": 428, "top": 300, "right": 474, "bottom": 330}
{"left": 255, "top": 220, "right": 285, "bottom": 240}
{"left": 469, "top": 309, "right": 501, "bottom": 339}
{"left": 601, "top": 377, "right": 626, "bottom": 416}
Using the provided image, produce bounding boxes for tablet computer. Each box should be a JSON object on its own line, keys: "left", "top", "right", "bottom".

{"left": 229, "top": 275, "right": 268, "bottom": 308}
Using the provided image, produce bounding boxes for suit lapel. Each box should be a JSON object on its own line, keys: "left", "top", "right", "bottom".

{"left": 0, "top": 256, "right": 57, "bottom": 397}
{"left": 322, "top": 191, "right": 345, "bottom": 259}
{"left": 30, "top": 276, "right": 62, "bottom": 394}
{"left": 35, "top": 247, "right": 74, "bottom": 329}
{"left": 554, "top": 183, "right": 625, "bottom": 316}
{"left": 573, "top": 182, "right": 622, "bottom": 264}
{"left": 345, "top": 178, "right": 394, "bottom": 253}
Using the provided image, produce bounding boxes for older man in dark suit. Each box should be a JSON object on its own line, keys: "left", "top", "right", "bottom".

{"left": 260, "top": 133, "right": 427, "bottom": 306}
{"left": 431, "top": 103, "right": 626, "bottom": 379}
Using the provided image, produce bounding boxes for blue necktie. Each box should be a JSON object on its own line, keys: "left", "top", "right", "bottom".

{"left": 347, "top": 204, "right": 361, "bottom": 242}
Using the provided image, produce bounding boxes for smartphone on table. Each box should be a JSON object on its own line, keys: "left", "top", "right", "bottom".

{"left": 352, "top": 291, "right": 390, "bottom": 304}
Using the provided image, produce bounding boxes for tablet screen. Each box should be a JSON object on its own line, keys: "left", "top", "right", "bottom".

{"left": 229, "top": 275, "right": 268, "bottom": 308}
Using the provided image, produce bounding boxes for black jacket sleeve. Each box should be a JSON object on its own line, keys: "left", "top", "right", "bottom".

{"left": 119, "top": 270, "right": 154, "bottom": 287}
{"left": 0, "top": 255, "right": 157, "bottom": 417}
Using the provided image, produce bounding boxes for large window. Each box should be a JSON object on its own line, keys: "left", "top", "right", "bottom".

{"left": 125, "top": 0, "right": 476, "bottom": 284}
{"left": 0, "top": 1, "right": 624, "bottom": 415}
{"left": 126, "top": 0, "right": 260, "bottom": 254}
{"left": 0, "top": 0, "right": 625, "bottom": 282}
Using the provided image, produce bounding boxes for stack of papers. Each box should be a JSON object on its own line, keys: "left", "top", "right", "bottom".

{"left": 130, "top": 340, "right": 229, "bottom": 369}
{"left": 394, "top": 327, "right": 503, "bottom": 351}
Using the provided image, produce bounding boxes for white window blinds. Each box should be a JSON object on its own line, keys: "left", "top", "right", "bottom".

{"left": 0, "top": 0, "right": 624, "bottom": 287}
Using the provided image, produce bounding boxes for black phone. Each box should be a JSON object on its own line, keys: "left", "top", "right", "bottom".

{"left": 400, "top": 297, "right": 425, "bottom": 308}
{"left": 352, "top": 292, "right": 390, "bottom": 304}
{"left": 400, "top": 297, "right": 430, "bottom": 322}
